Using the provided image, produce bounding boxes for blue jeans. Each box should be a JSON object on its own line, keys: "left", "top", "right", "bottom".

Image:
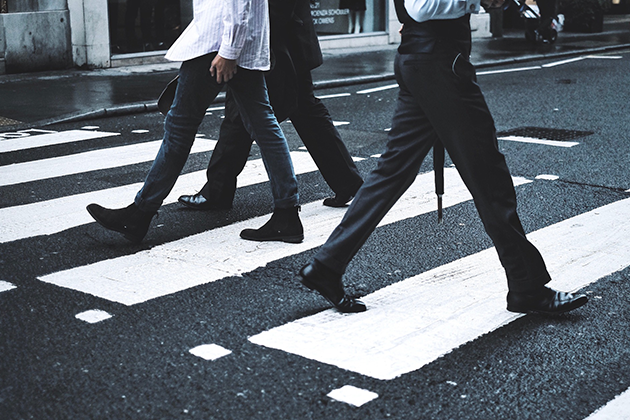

{"left": 135, "top": 52, "right": 299, "bottom": 212}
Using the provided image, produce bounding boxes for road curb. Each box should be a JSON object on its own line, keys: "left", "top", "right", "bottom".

{"left": 2, "top": 43, "right": 628, "bottom": 131}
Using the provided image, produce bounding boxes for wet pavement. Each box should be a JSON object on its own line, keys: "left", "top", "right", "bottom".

{"left": 0, "top": 15, "right": 628, "bottom": 129}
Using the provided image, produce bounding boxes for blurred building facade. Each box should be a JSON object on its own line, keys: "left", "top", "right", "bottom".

{"left": 0, "top": 0, "right": 493, "bottom": 74}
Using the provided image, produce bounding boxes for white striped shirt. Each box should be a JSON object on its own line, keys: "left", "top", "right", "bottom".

{"left": 165, "top": 0, "right": 271, "bottom": 71}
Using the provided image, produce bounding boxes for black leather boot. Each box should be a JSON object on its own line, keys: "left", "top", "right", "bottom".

{"left": 240, "top": 206, "right": 304, "bottom": 243}
{"left": 86, "top": 203, "right": 156, "bottom": 243}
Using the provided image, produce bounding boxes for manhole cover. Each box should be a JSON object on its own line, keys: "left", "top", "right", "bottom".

{"left": 497, "top": 127, "right": 594, "bottom": 141}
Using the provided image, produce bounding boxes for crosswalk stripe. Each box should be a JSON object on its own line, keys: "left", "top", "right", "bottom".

{"left": 498, "top": 135, "right": 579, "bottom": 148}
{"left": 356, "top": 84, "right": 398, "bottom": 94}
{"left": 0, "top": 138, "right": 216, "bottom": 187}
{"left": 37, "top": 169, "right": 530, "bottom": 305}
{"left": 0, "top": 280, "right": 17, "bottom": 293}
{"left": 248, "top": 197, "right": 630, "bottom": 380}
{"left": 0, "top": 151, "right": 321, "bottom": 244}
{"left": 585, "top": 387, "right": 630, "bottom": 420}
{"left": 0, "top": 129, "right": 120, "bottom": 153}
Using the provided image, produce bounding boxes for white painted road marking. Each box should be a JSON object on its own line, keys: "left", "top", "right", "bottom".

{"left": 0, "top": 139, "right": 216, "bottom": 188}
{"left": 535, "top": 174, "right": 559, "bottom": 180}
{"left": 38, "top": 169, "right": 530, "bottom": 305}
{"left": 498, "top": 135, "right": 580, "bottom": 148}
{"left": 585, "top": 55, "right": 623, "bottom": 60}
{"left": 585, "top": 387, "right": 630, "bottom": 420}
{"left": 542, "top": 56, "right": 587, "bottom": 68}
{"left": 75, "top": 309, "right": 113, "bottom": 323}
{"left": 356, "top": 84, "right": 398, "bottom": 94}
{"left": 249, "top": 197, "right": 630, "bottom": 380}
{"left": 0, "top": 129, "right": 120, "bottom": 153}
{"left": 0, "top": 151, "right": 322, "bottom": 244}
{"left": 327, "top": 386, "right": 378, "bottom": 407}
{"left": 318, "top": 93, "right": 351, "bottom": 99}
{"left": 0, "top": 280, "right": 16, "bottom": 293}
{"left": 189, "top": 344, "right": 232, "bottom": 361}
{"left": 477, "top": 65, "right": 542, "bottom": 76}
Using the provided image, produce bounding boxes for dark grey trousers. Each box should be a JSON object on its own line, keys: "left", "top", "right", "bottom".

{"left": 314, "top": 38, "right": 551, "bottom": 293}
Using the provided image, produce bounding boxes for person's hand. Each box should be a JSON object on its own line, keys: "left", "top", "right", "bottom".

{"left": 480, "top": 0, "right": 505, "bottom": 10}
{"left": 210, "top": 55, "right": 237, "bottom": 84}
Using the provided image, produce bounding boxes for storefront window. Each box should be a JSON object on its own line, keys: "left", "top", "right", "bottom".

{"left": 311, "top": 0, "right": 386, "bottom": 35}
{"left": 108, "top": 0, "right": 189, "bottom": 54}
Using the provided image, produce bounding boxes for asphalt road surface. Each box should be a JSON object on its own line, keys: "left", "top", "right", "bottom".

{"left": 1, "top": 50, "right": 630, "bottom": 420}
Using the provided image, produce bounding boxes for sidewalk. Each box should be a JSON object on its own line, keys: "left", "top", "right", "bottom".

{"left": 1, "top": 15, "right": 629, "bottom": 131}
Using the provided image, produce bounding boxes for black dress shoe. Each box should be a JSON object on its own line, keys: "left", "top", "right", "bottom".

{"left": 299, "top": 261, "right": 366, "bottom": 313}
{"left": 178, "top": 192, "right": 232, "bottom": 210}
{"left": 86, "top": 203, "right": 156, "bottom": 243}
{"left": 507, "top": 286, "right": 588, "bottom": 315}
{"left": 323, "top": 193, "right": 354, "bottom": 208}
{"left": 323, "top": 181, "right": 363, "bottom": 208}
{"left": 240, "top": 206, "right": 304, "bottom": 243}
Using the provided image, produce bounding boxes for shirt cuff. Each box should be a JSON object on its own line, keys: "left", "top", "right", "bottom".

{"left": 218, "top": 45, "right": 241, "bottom": 61}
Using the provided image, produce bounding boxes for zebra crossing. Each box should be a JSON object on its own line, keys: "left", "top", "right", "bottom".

{"left": 2, "top": 125, "right": 629, "bottom": 416}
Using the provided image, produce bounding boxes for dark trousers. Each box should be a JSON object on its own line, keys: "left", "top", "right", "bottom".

{"left": 199, "top": 65, "right": 363, "bottom": 205}
{"left": 314, "top": 39, "right": 551, "bottom": 293}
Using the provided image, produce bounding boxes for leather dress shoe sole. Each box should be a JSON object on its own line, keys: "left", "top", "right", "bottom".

{"left": 239, "top": 230, "right": 304, "bottom": 244}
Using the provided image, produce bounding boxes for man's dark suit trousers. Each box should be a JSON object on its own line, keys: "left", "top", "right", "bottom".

{"left": 314, "top": 16, "right": 551, "bottom": 293}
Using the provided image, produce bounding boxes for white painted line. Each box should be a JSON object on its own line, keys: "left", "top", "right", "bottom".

{"left": 542, "top": 56, "right": 587, "bottom": 68}
{"left": 356, "top": 84, "right": 398, "bottom": 94}
{"left": 0, "top": 151, "right": 319, "bottom": 244}
{"left": 371, "top": 154, "right": 382, "bottom": 158}
{"left": 75, "top": 309, "right": 112, "bottom": 323}
{"left": 318, "top": 93, "right": 351, "bottom": 99}
{"left": 38, "top": 169, "right": 530, "bottom": 305}
{"left": 131, "top": 129, "right": 149, "bottom": 134}
{"left": 189, "top": 344, "right": 232, "bottom": 361}
{"left": 249, "top": 197, "right": 630, "bottom": 380}
{"left": 0, "top": 139, "right": 216, "bottom": 188}
{"left": 327, "top": 385, "right": 378, "bottom": 407}
{"left": 477, "top": 65, "right": 542, "bottom": 76}
{"left": 626, "top": 189, "right": 630, "bottom": 193}
{"left": 585, "top": 55, "right": 623, "bottom": 59}
{"left": 0, "top": 280, "right": 16, "bottom": 293}
{"left": 206, "top": 106, "right": 225, "bottom": 111}
{"left": 0, "top": 128, "right": 56, "bottom": 140}
{"left": 333, "top": 121, "right": 350, "bottom": 127}
{"left": 585, "top": 387, "right": 630, "bottom": 420}
{"left": 535, "top": 174, "right": 559, "bottom": 180}
{"left": 498, "top": 135, "right": 579, "bottom": 148}
{"left": 81, "top": 126, "right": 100, "bottom": 130}
{"left": 0, "top": 129, "right": 120, "bottom": 153}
